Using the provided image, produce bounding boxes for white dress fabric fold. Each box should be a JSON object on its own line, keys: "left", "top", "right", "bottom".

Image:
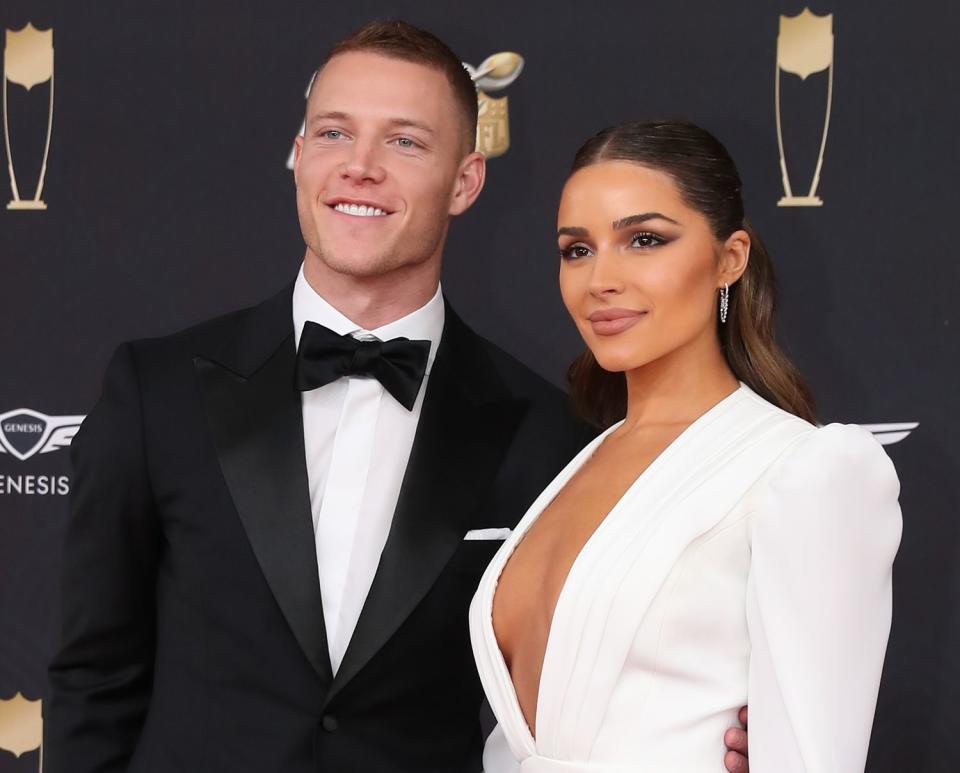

{"left": 469, "top": 384, "right": 902, "bottom": 772}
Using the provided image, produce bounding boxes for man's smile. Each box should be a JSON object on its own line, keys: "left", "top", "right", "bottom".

{"left": 326, "top": 196, "right": 395, "bottom": 218}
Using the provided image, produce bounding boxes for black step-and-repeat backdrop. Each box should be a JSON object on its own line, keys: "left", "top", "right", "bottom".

{"left": 1, "top": 1, "right": 957, "bottom": 769}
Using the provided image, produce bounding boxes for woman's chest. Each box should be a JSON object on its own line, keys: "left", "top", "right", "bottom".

{"left": 492, "top": 448, "right": 665, "bottom": 658}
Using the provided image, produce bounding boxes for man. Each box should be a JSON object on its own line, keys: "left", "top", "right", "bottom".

{"left": 45, "top": 20, "right": 750, "bottom": 773}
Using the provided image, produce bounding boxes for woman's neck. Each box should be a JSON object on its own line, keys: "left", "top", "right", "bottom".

{"left": 621, "top": 334, "right": 739, "bottom": 432}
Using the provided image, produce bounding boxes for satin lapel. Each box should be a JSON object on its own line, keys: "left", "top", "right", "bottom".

{"left": 327, "top": 308, "right": 527, "bottom": 702}
{"left": 194, "top": 285, "right": 333, "bottom": 684}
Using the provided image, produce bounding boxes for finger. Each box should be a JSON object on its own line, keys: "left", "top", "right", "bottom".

{"left": 738, "top": 705, "right": 749, "bottom": 727}
{"left": 724, "top": 727, "right": 747, "bottom": 754}
{"left": 724, "top": 750, "right": 748, "bottom": 773}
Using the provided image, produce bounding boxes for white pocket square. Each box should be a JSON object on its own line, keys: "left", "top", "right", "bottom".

{"left": 464, "top": 528, "right": 512, "bottom": 541}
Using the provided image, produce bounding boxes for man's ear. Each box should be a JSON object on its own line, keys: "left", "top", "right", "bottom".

{"left": 292, "top": 134, "right": 304, "bottom": 183}
{"left": 449, "top": 151, "right": 486, "bottom": 216}
{"left": 718, "top": 229, "right": 750, "bottom": 287}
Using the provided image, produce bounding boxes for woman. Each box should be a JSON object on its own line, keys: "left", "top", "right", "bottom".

{"left": 469, "top": 121, "right": 901, "bottom": 772}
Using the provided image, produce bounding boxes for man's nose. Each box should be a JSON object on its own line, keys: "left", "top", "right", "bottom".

{"left": 340, "top": 139, "right": 386, "bottom": 184}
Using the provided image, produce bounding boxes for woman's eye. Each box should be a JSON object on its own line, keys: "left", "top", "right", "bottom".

{"left": 631, "top": 231, "right": 665, "bottom": 248}
{"left": 560, "top": 244, "right": 592, "bottom": 260}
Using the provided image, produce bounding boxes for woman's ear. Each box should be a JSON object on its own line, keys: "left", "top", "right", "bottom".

{"left": 719, "top": 229, "right": 750, "bottom": 286}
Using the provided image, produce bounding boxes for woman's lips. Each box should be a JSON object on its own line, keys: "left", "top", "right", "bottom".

{"left": 588, "top": 309, "right": 648, "bottom": 336}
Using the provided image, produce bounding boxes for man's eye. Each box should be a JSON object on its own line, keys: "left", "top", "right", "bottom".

{"left": 394, "top": 137, "right": 417, "bottom": 149}
{"left": 321, "top": 130, "right": 343, "bottom": 140}
{"left": 560, "top": 244, "right": 592, "bottom": 260}
{"left": 631, "top": 232, "right": 665, "bottom": 248}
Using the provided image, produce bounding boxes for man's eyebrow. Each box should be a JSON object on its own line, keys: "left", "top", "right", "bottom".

{"left": 387, "top": 118, "right": 435, "bottom": 134}
{"left": 612, "top": 212, "right": 681, "bottom": 229}
{"left": 307, "top": 111, "right": 351, "bottom": 128}
{"left": 557, "top": 226, "right": 589, "bottom": 238}
{"left": 306, "top": 113, "right": 435, "bottom": 136}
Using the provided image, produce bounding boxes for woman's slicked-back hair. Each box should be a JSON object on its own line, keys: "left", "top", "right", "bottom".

{"left": 566, "top": 120, "right": 816, "bottom": 427}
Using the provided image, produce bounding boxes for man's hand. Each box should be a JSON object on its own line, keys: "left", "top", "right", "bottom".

{"left": 723, "top": 706, "right": 749, "bottom": 773}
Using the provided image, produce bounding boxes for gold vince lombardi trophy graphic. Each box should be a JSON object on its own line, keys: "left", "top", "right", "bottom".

{"left": 775, "top": 9, "right": 833, "bottom": 207}
{"left": 3, "top": 22, "right": 54, "bottom": 210}
{"left": 464, "top": 52, "right": 524, "bottom": 159}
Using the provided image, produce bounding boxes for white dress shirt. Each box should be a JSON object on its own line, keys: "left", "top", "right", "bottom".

{"left": 293, "top": 265, "right": 445, "bottom": 674}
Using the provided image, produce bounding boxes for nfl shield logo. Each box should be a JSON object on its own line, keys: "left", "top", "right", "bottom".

{"left": 0, "top": 692, "right": 42, "bottom": 758}
{"left": 477, "top": 91, "right": 510, "bottom": 158}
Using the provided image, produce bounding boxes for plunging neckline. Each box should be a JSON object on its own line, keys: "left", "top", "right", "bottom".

{"left": 485, "top": 384, "right": 746, "bottom": 750}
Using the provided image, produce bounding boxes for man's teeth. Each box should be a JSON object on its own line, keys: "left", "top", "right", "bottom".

{"left": 333, "top": 203, "right": 387, "bottom": 217}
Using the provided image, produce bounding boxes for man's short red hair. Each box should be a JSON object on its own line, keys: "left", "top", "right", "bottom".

{"left": 314, "top": 20, "right": 478, "bottom": 154}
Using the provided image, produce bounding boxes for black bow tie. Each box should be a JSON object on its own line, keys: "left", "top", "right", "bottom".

{"left": 295, "top": 321, "right": 431, "bottom": 411}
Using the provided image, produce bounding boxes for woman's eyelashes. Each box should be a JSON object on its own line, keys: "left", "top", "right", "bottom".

{"left": 559, "top": 231, "right": 669, "bottom": 260}
{"left": 629, "top": 231, "right": 668, "bottom": 249}
{"left": 560, "top": 243, "right": 593, "bottom": 261}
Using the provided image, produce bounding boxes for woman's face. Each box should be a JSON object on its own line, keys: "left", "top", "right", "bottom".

{"left": 557, "top": 160, "right": 745, "bottom": 374}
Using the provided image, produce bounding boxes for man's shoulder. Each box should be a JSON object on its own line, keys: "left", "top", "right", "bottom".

{"left": 472, "top": 333, "right": 563, "bottom": 401}
{"left": 465, "top": 329, "right": 595, "bottom": 442}
{"left": 123, "top": 283, "right": 292, "bottom": 367}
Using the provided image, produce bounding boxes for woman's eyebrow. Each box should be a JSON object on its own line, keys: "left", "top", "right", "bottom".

{"left": 557, "top": 226, "right": 588, "bottom": 238}
{"left": 612, "top": 212, "right": 681, "bottom": 229}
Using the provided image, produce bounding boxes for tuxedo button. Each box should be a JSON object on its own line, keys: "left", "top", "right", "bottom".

{"left": 321, "top": 715, "right": 338, "bottom": 732}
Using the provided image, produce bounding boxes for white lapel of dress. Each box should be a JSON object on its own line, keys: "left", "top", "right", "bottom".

{"left": 471, "top": 420, "right": 623, "bottom": 760}
{"left": 538, "top": 387, "right": 812, "bottom": 759}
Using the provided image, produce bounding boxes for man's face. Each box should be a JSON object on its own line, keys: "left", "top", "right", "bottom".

{"left": 293, "top": 51, "right": 476, "bottom": 279}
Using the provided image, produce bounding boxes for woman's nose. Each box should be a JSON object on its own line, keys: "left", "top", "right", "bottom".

{"left": 587, "top": 252, "right": 625, "bottom": 297}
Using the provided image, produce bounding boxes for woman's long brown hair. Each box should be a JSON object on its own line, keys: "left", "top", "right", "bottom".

{"left": 566, "top": 121, "right": 816, "bottom": 428}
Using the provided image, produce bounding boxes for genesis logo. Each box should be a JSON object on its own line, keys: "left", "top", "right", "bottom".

{"left": 0, "top": 408, "right": 84, "bottom": 461}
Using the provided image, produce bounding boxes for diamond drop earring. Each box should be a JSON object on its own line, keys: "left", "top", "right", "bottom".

{"left": 720, "top": 283, "right": 729, "bottom": 324}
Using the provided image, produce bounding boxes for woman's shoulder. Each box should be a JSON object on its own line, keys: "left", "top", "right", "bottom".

{"left": 736, "top": 383, "right": 816, "bottom": 433}
{"left": 736, "top": 384, "right": 896, "bottom": 479}
{"left": 771, "top": 422, "right": 899, "bottom": 496}
{"left": 733, "top": 385, "right": 901, "bottom": 534}
{"left": 751, "top": 420, "right": 902, "bottom": 557}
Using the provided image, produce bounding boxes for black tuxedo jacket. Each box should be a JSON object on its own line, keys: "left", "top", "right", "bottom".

{"left": 45, "top": 284, "right": 592, "bottom": 773}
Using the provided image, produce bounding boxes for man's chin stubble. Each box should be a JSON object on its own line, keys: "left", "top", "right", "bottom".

{"left": 317, "top": 250, "right": 426, "bottom": 280}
